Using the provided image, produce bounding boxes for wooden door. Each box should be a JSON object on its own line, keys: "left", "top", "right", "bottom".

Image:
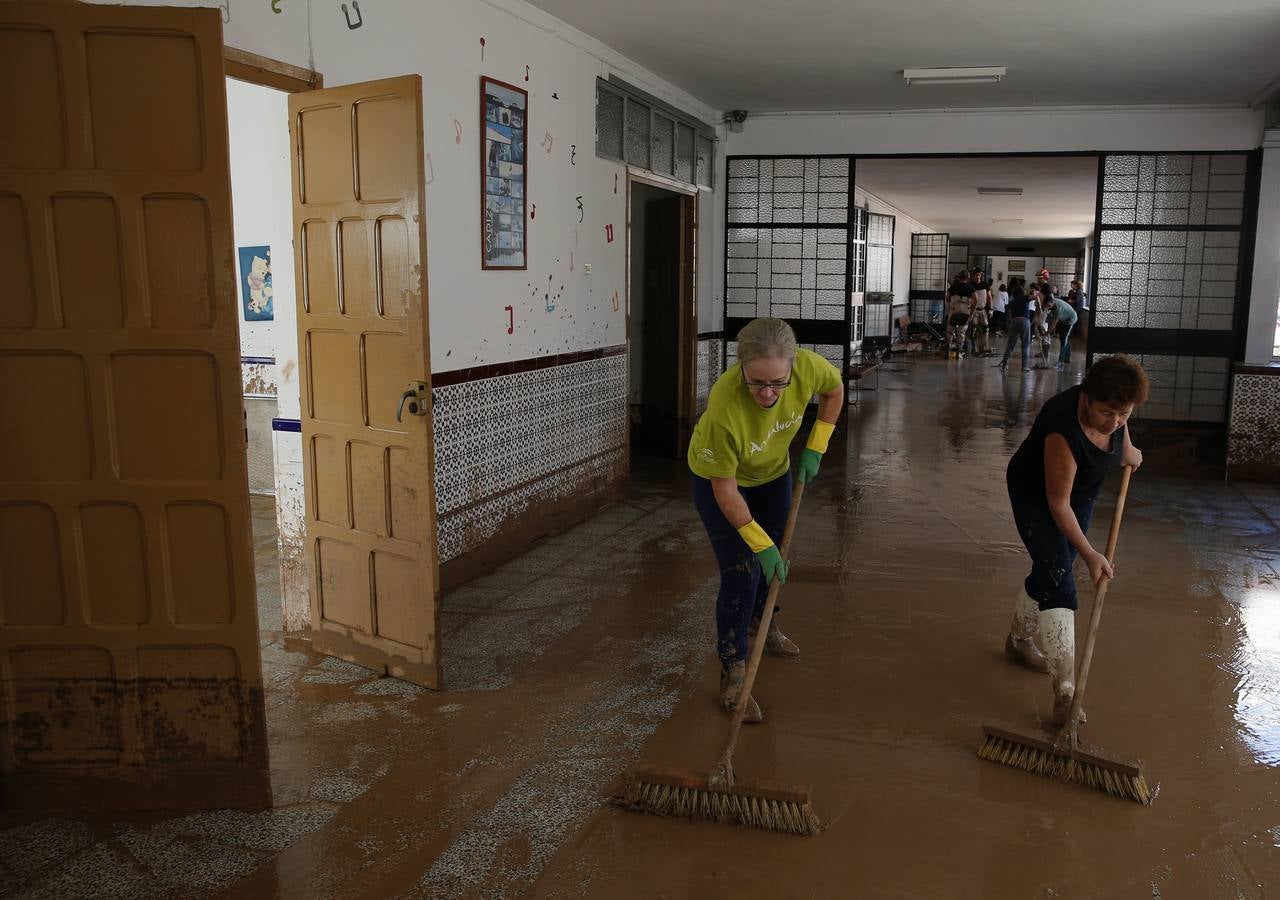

{"left": 0, "top": 3, "right": 268, "bottom": 809}
{"left": 289, "top": 77, "right": 441, "bottom": 687}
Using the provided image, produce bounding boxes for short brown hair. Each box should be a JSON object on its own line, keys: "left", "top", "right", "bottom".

{"left": 1082, "top": 355, "right": 1149, "bottom": 407}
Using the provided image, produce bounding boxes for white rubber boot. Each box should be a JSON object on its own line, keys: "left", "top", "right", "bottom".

{"left": 1039, "top": 607, "right": 1086, "bottom": 725}
{"left": 1004, "top": 588, "right": 1050, "bottom": 673}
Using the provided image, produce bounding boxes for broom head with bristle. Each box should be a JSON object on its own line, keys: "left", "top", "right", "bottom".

{"left": 978, "top": 724, "right": 1152, "bottom": 805}
{"left": 615, "top": 765, "right": 821, "bottom": 836}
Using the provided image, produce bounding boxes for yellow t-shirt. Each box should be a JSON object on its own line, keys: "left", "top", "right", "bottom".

{"left": 688, "top": 349, "right": 843, "bottom": 487}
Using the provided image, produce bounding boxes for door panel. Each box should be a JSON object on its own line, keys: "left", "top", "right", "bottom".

{"left": 0, "top": 3, "right": 268, "bottom": 810}
{"left": 290, "top": 77, "right": 440, "bottom": 688}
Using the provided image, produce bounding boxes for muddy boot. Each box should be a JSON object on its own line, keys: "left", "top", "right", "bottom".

{"left": 764, "top": 621, "right": 800, "bottom": 658}
{"left": 1004, "top": 588, "right": 1050, "bottom": 673}
{"left": 719, "top": 662, "right": 763, "bottom": 724}
{"left": 1040, "top": 608, "right": 1086, "bottom": 725}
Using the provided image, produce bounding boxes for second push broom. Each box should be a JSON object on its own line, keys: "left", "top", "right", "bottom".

{"left": 978, "top": 465, "right": 1153, "bottom": 804}
{"left": 617, "top": 479, "right": 821, "bottom": 836}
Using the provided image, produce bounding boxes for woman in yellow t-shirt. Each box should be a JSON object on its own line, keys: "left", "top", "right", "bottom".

{"left": 688, "top": 318, "right": 844, "bottom": 723}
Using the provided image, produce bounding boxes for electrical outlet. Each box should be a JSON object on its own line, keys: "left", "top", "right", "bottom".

{"left": 583, "top": 263, "right": 592, "bottom": 274}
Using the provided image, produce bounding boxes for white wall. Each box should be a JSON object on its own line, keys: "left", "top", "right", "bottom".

{"left": 1246, "top": 139, "right": 1280, "bottom": 363}
{"left": 104, "top": 0, "right": 722, "bottom": 375}
{"left": 293, "top": 0, "right": 719, "bottom": 372}
{"left": 987, "top": 256, "right": 1043, "bottom": 289}
{"left": 727, "top": 106, "right": 1265, "bottom": 156}
{"left": 852, "top": 188, "right": 935, "bottom": 323}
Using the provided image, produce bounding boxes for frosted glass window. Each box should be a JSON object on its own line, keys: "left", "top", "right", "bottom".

{"left": 675, "top": 123, "right": 695, "bottom": 184}
{"left": 595, "top": 86, "right": 623, "bottom": 160}
{"left": 651, "top": 113, "right": 674, "bottom": 177}
{"left": 695, "top": 135, "right": 713, "bottom": 188}
{"left": 624, "top": 99, "right": 650, "bottom": 169}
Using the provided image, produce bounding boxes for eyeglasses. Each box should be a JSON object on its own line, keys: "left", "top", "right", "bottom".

{"left": 742, "top": 372, "right": 792, "bottom": 392}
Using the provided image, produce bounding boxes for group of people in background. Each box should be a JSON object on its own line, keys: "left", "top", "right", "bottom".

{"left": 943, "top": 267, "right": 1090, "bottom": 372}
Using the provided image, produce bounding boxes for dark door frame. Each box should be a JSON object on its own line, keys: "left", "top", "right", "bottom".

{"left": 626, "top": 170, "right": 699, "bottom": 459}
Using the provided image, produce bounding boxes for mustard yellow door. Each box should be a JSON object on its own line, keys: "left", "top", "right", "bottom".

{"left": 0, "top": 3, "right": 268, "bottom": 809}
{"left": 289, "top": 77, "right": 441, "bottom": 687}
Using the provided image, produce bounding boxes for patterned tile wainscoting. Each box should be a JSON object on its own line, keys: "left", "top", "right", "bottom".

{"left": 1228, "top": 366, "right": 1280, "bottom": 481}
{"left": 432, "top": 351, "right": 628, "bottom": 564}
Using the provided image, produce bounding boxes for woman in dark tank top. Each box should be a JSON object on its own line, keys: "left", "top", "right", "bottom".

{"left": 1001, "top": 356, "right": 1149, "bottom": 725}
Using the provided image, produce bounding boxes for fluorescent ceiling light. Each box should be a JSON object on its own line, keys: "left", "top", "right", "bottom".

{"left": 991, "top": 217, "right": 1024, "bottom": 224}
{"left": 977, "top": 187, "right": 1023, "bottom": 196}
{"left": 903, "top": 66, "right": 1006, "bottom": 86}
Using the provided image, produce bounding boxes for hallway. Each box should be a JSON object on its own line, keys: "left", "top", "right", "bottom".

{"left": 3, "top": 358, "right": 1278, "bottom": 898}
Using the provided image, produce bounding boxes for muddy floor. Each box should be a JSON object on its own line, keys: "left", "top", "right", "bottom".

{"left": 2, "top": 356, "right": 1278, "bottom": 898}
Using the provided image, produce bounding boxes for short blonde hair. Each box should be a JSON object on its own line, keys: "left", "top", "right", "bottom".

{"left": 736, "top": 317, "right": 797, "bottom": 366}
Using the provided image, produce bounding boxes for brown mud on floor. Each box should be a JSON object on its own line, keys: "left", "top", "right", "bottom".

{"left": 3, "top": 358, "right": 1279, "bottom": 898}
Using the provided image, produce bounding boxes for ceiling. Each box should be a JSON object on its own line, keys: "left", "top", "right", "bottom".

{"left": 855, "top": 156, "right": 1099, "bottom": 240}
{"left": 526, "top": 0, "right": 1280, "bottom": 111}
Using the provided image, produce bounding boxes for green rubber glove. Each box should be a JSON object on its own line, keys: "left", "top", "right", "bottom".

{"left": 755, "top": 545, "right": 789, "bottom": 585}
{"left": 796, "top": 448, "right": 822, "bottom": 484}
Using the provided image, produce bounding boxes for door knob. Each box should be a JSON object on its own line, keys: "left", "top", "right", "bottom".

{"left": 396, "top": 381, "right": 429, "bottom": 422}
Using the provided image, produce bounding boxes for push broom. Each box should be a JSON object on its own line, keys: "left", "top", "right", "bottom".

{"left": 617, "top": 479, "right": 821, "bottom": 836}
{"left": 978, "top": 465, "right": 1152, "bottom": 804}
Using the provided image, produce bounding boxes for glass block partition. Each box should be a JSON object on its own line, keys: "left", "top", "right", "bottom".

{"left": 909, "top": 232, "right": 949, "bottom": 324}
{"left": 1042, "top": 255, "right": 1079, "bottom": 294}
{"left": 724, "top": 156, "right": 855, "bottom": 391}
{"left": 1091, "top": 153, "right": 1256, "bottom": 425}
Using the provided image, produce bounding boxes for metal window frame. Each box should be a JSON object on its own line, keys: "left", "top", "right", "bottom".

{"left": 867, "top": 212, "right": 896, "bottom": 294}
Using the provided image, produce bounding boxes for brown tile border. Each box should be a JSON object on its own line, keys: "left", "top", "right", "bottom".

{"left": 1233, "top": 362, "right": 1280, "bottom": 377}
{"left": 432, "top": 344, "right": 626, "bottom": 387}
{"left": 697, "top": 330, "right": 724, "bottom": 341}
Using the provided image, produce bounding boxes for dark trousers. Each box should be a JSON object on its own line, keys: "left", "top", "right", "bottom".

{"left": 691, "top": 472, "right": 792, "bottom": 669}
{"left": 1002, "top": 316, "right": 1031, "bottom": 365}
{"left": 1008, "top": 483, "right": 1095, "bottom": 611}
{"left": 1057, "top": 321, "right": 1075, "bottom": 363}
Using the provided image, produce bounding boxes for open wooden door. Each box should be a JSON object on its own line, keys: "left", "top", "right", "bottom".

{"left": 289, "top": 77, "right": 441, "bottom": 687}
{"left": 0, "top": 4, "right": 269, "bottom": 809}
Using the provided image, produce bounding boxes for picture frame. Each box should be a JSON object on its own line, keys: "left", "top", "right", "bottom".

{"left": 1008, "top": 259, "right": 1026, "bottom": 273}
{"left": 480, "top": 76, "right": 528, "bottom": 270}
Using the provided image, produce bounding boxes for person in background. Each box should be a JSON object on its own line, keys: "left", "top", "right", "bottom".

{"left": 1001, "top": 356, "right": 1147, "bottom": 723}
{"left": 688, "top": 317, "right": 844, "bottom": 724}
{"left": 969, "top": 267, "right": 991, "bottom": 356}
{"left": 1069, "top": 279, "right": 1090, "bottom": 343}
{"left": 1048, "top": 291, "right": 1080, "bottom": 368}
{"left": 1028, "top": 284, "right": 1051, "bottom": 366}
{"left": 998, "top": 280, "right": 1033, "bottom": 371}
{"left": 990, "top": 282, "right": 1010, "bottom": 340}
{"left": 947, "top": 271, "right": 974, "bottom": 356}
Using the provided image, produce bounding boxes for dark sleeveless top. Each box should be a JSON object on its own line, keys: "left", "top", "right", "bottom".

{"left": 1007, "top": 386, "right": 1124, "bottom": 507}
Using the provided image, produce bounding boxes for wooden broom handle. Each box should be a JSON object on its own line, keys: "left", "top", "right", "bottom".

{"left": 1065, "top": 465, "right": 1132, "bottom": 733}
{"left": 716, "top": 480, "right": 805, "bottom": 772}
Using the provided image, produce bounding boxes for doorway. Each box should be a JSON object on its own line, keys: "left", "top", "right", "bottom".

{"left": 628, "top": 179, "right": 696, "bottom": 459}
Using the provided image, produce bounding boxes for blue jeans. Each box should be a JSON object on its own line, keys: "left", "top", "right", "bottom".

{"left": 691, "top": 472, "right": 792, "bottom": 669}
{"left": 1057, "top": 321, "right": 1075, "bottom": 363}
{"left": 1002, "top": 316, "right": 1031, "bottom": 366}
{"left": 1008, "top": 484, "right": 1096, "bottom": 612}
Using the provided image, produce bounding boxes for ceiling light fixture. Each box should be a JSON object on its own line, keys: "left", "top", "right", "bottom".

{"left": 977, "top": 187, "right": 1023, "bottom": 196}
{"left": 991, "top": 217, "right": 1024, "bottom": 224}
{"left": 903, "top": 66, "right": 1006, "bottom": 86}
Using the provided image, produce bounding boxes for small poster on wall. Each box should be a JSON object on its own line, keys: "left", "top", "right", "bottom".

{"left": 480, "top": 76, "right": 527, "bottom": 270}
{"left": 1007, "top": 259, "right": 1026, "bottom": 273}
{"left": 238, "top": 245, "right": 274, "bottom": 321}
